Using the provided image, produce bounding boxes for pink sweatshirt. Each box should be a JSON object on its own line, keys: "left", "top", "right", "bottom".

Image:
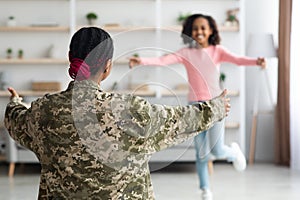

{"left": 140, "top": 45, "right": 257, "bottom": 101}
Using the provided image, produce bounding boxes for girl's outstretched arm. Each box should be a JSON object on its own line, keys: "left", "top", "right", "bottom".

{"left": 128, "top": 49, "right": 185, "bottom": 68}
{"left": 219, "top": 46, "right": 266, "bottom": 69}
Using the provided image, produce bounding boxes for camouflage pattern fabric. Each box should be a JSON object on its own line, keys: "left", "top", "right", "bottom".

{"left": 4, "top": 80, "right": 225, "bottom": 199}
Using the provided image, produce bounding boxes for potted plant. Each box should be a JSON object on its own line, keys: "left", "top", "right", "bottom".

{"left": 177, "top": 12, "right": 190, "bottom": 25}
{"left": 224, "top": 8, "right": 239, "bottom": 27}
{"left": 18, "top": 49, "right": 23, "bottom": 59}
{"left": 133, "top": 53, "right": 139, "bottom": 58}
{"left": 6, "top": 48, "right": 12, "bottom": 59}
{"left": 7, "top": 16, "right": 16, "bottom": 27}
{"left": 86, "top": 12, "right": 98, "bottom": 25}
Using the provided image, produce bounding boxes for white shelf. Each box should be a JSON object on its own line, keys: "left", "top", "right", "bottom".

{"left": 165, "top": 25, "right": 239, "bottom": 32}
{"left": 0, "top": 26, "right": 70, "bottom": 32}
{"left": 225, "top": 121, "right": 240, "bottom": 129}
{"left": 110, "top": 89, "right": 239, "bottom": 97}
{"left": 0, "top": 89, "right": 240, "bottom": 130}
{"left": 0, "top": 58, "right": 68, "bottom": 65}
{"left": 160, "top": 89, "right": 239, "bottom": 97}
{"left": 0, "top": 89, "right": 154, "bottom": 98}
{"left": 111, "top": 90, "right": 156, "bottom": 97}
{"left": 113, "top": 59, "right": 128, "bottom": 65}
{"left": 0, "top": 90, "right": 59, "bottom": 97}
{"left": 77, "top": 25, "right": 239, "bottom": 33}
{"left": 78, "top": 25, "right": 157, "bottom": 32}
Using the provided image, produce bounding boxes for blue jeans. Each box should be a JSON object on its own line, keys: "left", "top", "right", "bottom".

{"left": 194, "top": 119, "right": 236, "bottom": 190}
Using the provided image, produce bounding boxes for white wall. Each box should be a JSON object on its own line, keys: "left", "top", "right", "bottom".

{"left": 245, "top": 0, "right": 279, "bottom": 162}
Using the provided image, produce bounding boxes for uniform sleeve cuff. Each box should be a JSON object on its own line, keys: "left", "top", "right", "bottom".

{"left": 11, "top": 96, "right": 23, "bottom": 104}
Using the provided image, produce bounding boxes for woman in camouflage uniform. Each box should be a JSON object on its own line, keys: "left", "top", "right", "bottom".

{"left": 5, "top": 27, "right": 230, "bottom": 199}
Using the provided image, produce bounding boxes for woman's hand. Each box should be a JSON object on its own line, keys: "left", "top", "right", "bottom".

{"left": 256, "top": 57, "right": 266, "bottom": 69}
{"left": 220, "top": 89, "right": 231, "bottom": 116}
{"left": 7, "top": 87, "right": 19, "bottom": 99}
{"left": 128, "top": 57, "right": 141, "bottom": 68}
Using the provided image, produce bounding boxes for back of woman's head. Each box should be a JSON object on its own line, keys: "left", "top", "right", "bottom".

{"left": 69, "top": 27, "right": 114, "bottom": 80}
{"left": 181, "top": 14, "right": 221, "bottom": 46}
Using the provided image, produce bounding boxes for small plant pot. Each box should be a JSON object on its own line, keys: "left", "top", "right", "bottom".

{"left": 219, "top": 81, "right": 225, "bottom": 90}
{"left": 86, "top": 12, "right": 98, "bottom": 25}
{"left": 6, "top": 49, "right": 12, "bottom": 59}
{"left": 18, "top": 50, "right": 23, "bottom": 59}
{"left": 7, "top": 19, "right": 16, "bottom": 27}
{"left": 88, "top": 19, "right": 97, "bottom": 25}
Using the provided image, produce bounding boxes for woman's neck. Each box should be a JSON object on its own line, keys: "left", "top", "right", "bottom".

{"left": 89, "top": 76, "right": 101, "bottom": 86}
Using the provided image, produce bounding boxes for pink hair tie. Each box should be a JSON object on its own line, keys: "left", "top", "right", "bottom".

{"left": 68, "top": 54, "right": 91, "bottom": 81}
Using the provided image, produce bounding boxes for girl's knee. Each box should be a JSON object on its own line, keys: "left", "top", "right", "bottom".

{"left": 195, "top": 152, "right": 210, "bottom": 163}
{"left": 210, "top": 147, "right": 225, "bottom": 158}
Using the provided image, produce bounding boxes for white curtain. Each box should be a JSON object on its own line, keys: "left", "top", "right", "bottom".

{"left": 290, "top": 0, "right": 300, "bottom": 170}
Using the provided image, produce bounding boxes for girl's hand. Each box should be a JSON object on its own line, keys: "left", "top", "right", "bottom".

{"left": 7, "top": 87, "right": 19, "bottom": 98}
{"left": 256, "top": 57, "right": 266, "bottom": 69}
{"left": 128, "top": 57, "right": 141, "bottom": 68}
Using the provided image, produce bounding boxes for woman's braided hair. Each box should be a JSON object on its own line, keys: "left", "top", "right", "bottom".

{"left": 69, "top": 27, "right": 114, "bottom": 79}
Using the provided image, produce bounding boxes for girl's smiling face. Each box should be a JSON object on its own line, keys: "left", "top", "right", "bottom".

{"left": 191, "top": 17, "right": 213, "bottom": 48}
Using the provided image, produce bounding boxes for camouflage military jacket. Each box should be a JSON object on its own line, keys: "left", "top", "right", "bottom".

{"left": 5, "top": 80, "right": 225, "bottom": 199}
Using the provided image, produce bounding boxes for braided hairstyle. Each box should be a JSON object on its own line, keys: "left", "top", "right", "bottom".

{"left": 69, "top": 27, "right": 114, "bottom": 79}
{"left": 181, "top": 14, "right": 221, "bottom": 46}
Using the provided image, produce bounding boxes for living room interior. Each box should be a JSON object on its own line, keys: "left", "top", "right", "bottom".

{"left": 0, "top": 0, "right": 299, "bottom": 199}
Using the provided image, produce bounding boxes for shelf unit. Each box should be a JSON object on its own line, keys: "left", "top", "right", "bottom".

{"left": 76, "top": 24, "right": 239, "bottom": 33}
{"left": 162, "top": 25, "right": 239, "bottom": 32}
{"left": 0, "top": 0, "right": 246, "bottom": 165}
{"left": 0, "top": 58, "right": 68, "bottom": 65}
{"left": 0, "top": 90, "right": 58, "bottom": 97}
{"left": 0, "top": 0, "right": 72, "bottom": 173}
{"left": 0, "top": 26, "right": 70, "bottom": 32}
